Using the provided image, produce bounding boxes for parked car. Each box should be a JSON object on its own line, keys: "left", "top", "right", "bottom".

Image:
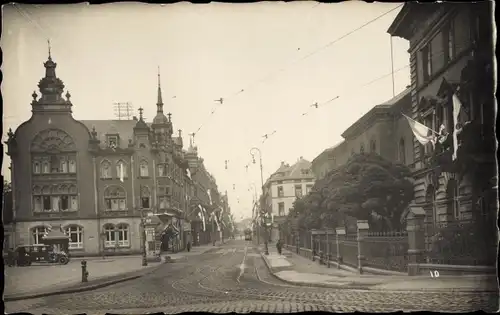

{"left": 8, "top": 244, "right": 70, "bottom": 266}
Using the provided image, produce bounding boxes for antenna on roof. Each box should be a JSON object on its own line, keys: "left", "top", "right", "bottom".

{"left": 113, "top": 102, "right": 134, "bottom": 120}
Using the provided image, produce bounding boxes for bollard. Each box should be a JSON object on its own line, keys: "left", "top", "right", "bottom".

{"left": 81, "top": 260, "right": 89, "bottom": 282}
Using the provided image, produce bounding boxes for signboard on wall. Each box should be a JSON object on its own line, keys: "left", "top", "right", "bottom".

{"left": 183, "top": 222, "right": 191, "bottom": 231}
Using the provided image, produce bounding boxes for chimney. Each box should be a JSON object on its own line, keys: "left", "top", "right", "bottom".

{"left": 281, "top": 161, "right": 285, "bottom": 167}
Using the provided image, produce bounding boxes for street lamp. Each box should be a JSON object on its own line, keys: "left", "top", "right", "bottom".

{"left": 250, "top": 147, "right": 269, "bottom": 256}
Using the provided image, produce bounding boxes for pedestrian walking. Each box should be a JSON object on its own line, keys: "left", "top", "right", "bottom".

{"left": 276, "top": 239, "right": 282, "bottom": 255}
{"left": 186, "top": 232, "right": 192, "bottom": 252}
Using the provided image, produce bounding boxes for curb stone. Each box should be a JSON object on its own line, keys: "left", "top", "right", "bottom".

{"left": 259, "top": 252, "right": 497, "bottom": 293}
{"left": 5, "top": 245, "right": 222, "bottom": 302}
{"left": 4, "top": 263, "right": 163, "bottom": 302}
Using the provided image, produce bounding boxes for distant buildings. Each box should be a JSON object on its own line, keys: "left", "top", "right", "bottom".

{"left": 4, "top": 53, "right": 226, "bottom": 255}
{"left": 262, "top": 157, "right": 315, "bottom": 241}
{"left": 311, "top": 88, "right": 414, "bottom": 180}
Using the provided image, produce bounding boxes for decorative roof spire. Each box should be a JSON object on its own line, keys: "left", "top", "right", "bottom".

{"left": 134, "top": 106, "right": 150, "bottom": 131}
{"left": 48, "top": 39, "right": 52, "bottom": 61}
{"left": 157, "top": 66, "right": 163, "bottom": 113}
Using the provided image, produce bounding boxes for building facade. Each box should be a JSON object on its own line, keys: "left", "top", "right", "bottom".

{"left": 388, "top": 2, "right": 496, "bottom": 227}
{"left": 262, "top": 157, "right": 315, "bottom": 241}
{"left": 5, "top": 53, "right": 223, "bottom": 256}
{"left": 311, "top": 88, "right": 415, "bottom": 180}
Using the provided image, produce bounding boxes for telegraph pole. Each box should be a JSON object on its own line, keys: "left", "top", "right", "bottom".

{"left": 113, "top": 102, "right": 134, "bottom": 120}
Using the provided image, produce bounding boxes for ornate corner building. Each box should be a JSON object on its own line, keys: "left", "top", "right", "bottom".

{"left": 5, "top": 53, "right": 224, "bottom": 256}
{"left": 388, "top": 3, "right": 496, "bottom": 236}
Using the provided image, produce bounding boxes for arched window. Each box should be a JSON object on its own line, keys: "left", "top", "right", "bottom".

{"left": 101, "top": 160, "right": 112, "bottom": 179}
{"left": 103, "top": 224, "right": 116, "bottom": 248}
{"left": 104, "top": 186, "right": 127, "bottom": 210}
{"left": 33, "top": 160, "right": 41, "bottom": 174}
{"left": 42, "top": 160, "right": 50, "bottom": 174}
{"left": 117, "top": 224, "right": 130, "bottom": 247}
{"left": 370, "top": 140, "right": 377, "bottom": 153}
{"left": 158, "top": 164, "right": 165, "bottom": 177}
{"left": 399, "top": 138, "right": 406, "bottom": 164}
{"left": 447, "top": 179, "right": 460, "bottom": 220}
{"left": 360, "top": 143, "right": 365, "bottom": 154}
{"left": 32, "top": 226, "right": 49, "bottom": 245}
{"left": 68, "top": 157, "right": 77, "bottom": 173}
{"left": 140, "top": 186, "right": 151, "bottom": 209}
{"left": 425, "top": 185, "right": 436, "bottom": 223}
{"left": 65, "top": 225, "right": 84, "bottom": 249}
{"left": 139, "top": 160, "right": 149, "bottom": 177}
{"left": 116, "top": 160, "right": 128, "bottom": 179}
{"left": 59, "top": 157, "right": 68, "bottom": 173}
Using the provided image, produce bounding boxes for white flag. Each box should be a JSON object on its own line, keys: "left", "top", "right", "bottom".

{"left": 452, "top": 93, "right": 462, "bottom": 161}
{"left": 186, "top": 169, "right": 192, "bottom": 180}
{"left": 207, "top": 189, "right": 212, "bottom": 205}
{"left": 403, "top": 114, "right": 435, "bottom": 145}
{"left": 197, "top": 205, "right": 206, "bottom": 231}
{"left": 119, "top": 163, "right": 124, "bottom": 182}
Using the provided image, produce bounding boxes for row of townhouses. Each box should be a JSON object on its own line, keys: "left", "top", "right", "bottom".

{"left": 257, "top": 2, "right": 495, "bottom": 247}
{"left": 3, "top": 52, "right": 232, "bottom": 256}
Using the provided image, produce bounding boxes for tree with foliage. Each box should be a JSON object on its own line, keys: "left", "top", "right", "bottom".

{"left": 287, "top": 153, "right": 414, "bottom": 232}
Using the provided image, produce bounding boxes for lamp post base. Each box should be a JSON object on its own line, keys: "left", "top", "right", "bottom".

{"left": 264, "top": 241, "right": 269, "bottom": 255}
{"left": 142, "top": 254, "right": 148, "bottom": 266}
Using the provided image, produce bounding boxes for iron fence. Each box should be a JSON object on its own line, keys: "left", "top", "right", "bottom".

{"left": 339, "top": 233, "right": 359, "bottom": 268}
{"left": 425, "top": 219, "right": 497, "bottom": 266}
{"left": 363, "top": 231, "right": 409, "bottom": 272}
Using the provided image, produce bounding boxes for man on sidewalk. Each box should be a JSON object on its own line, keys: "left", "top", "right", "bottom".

{"left": 276, "top": 239, "right": 283, "bottom": 255}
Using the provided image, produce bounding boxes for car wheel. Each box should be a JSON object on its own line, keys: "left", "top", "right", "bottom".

{"left": 59, "top": 256, "right": 69, "bottom": 265}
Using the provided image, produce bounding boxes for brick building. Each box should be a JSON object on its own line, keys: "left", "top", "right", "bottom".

{"left": 387, "top": 2, "right": 496, "bottom": 226}
{"left": 311, "top": 88, "right": 414, "bottom": 180}
{"left": 5, "top": 53, "right": 223, "bottom": 256}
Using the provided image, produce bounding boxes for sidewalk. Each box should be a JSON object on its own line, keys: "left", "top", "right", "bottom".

{"left": 261, "top": 245, "right": 498, "bottom": 292}
{"left": 4, "top": 243, "right": 219, "bottom": 301}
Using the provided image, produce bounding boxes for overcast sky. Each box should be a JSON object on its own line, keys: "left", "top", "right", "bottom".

{"left": 2, "top": 2, "right": 410, "bottom": 221}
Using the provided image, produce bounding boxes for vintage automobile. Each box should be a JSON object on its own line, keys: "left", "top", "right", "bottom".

{"left": 8, "top": 244, "right": 70, "bottom": 266}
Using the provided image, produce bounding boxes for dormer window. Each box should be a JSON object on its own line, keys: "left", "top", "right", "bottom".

{"left": 106, "top": 135, "right": 119, "bottom": 149}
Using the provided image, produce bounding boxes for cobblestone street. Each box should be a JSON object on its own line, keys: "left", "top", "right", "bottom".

{"left": 5, "top": 241, "right": 498, "bottom": 314}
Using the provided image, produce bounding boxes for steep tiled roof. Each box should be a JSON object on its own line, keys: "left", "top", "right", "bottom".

{"left": 287, "top": 158, "right": 313, "bottom": 178}
{"left": 80, "top": 119, "right": 183, "bottom": 149}
{"left": 80, "top": 119, "right": 136, "bottom": 149}
{"left": 267, "top": 158, "right": 314, "bottom": 184}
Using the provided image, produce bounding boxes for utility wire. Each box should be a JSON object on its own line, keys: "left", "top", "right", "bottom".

{"left": 191, "top": 4, "right": 404, "bottom": 138}
{"left": 222, "top": 63, "right": 410, "bottom": 192}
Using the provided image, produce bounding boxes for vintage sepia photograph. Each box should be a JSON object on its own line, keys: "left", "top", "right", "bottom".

{"left": 1, "top": 1, "right": 498, "bottom": 314}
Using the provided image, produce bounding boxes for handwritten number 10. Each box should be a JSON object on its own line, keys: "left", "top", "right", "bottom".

{"left": 430, "top": 270, "right": 440, "bottom": 278}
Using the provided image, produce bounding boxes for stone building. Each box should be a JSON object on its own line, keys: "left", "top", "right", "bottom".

{"left": 185, "top": 144, "right": 223, "bottom": 246}
{"left": 262, "top": 157, "right": 315, "bottom": 242}
{"left": 5, "top": 53, "right": 222, "bottom": 256}
{"left": 311, "top": 88, "right": 414, "bottom": 180}
{"left": 387, "top": 2, "right": 496, "bottom": 226}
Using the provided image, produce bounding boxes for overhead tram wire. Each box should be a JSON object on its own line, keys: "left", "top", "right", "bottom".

{"left": 190, "top": 4, "right": 404, "bottom": 138}
{"left": 218, "top": 62, "right": 411, "bottom": 189}
{"left": 253, "top": 63, "right": 410, "bottom": 149}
